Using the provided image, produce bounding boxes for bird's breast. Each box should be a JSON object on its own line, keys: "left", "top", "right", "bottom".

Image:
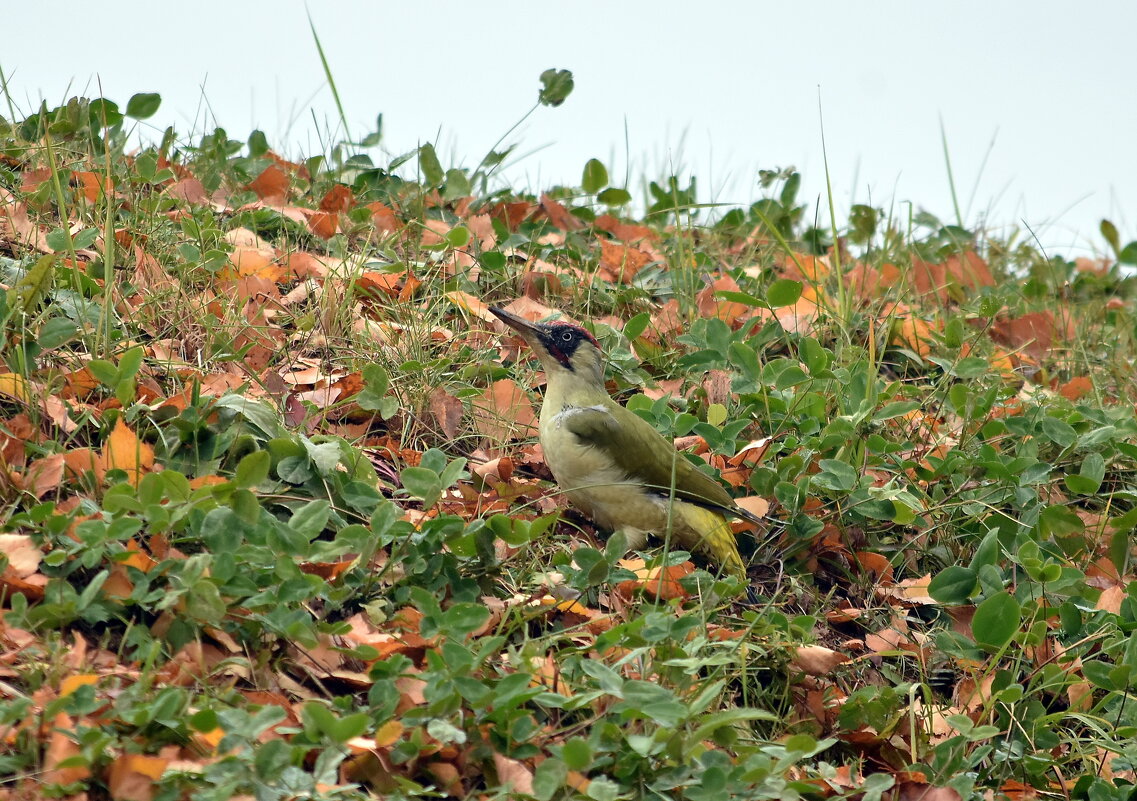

{"left": 539, "top": 403, "right": 667, "bottom": 532}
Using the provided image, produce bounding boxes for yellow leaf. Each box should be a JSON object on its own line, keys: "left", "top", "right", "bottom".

{"left": 0, "top": 372, "right": 31, "bottom": 402}
{"left": 98, "top": 418, "right": 155, "bottom": 486}
{"left": 60, "top": 674, "right": 99, "bottom": 697}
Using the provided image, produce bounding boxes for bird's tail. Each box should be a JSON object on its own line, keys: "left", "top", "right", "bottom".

{"left": 676, "top": 504, "right": 747, "bottom": 580}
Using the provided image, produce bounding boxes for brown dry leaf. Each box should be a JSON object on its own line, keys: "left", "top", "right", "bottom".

{"left": 44, "top": 712, "right": 91, "bottom": 785}
{"left": 853, "top": 551, "right": 893, "bottom": 582}
{"left": 164, "top": 176, "right": 210, "bottom": 205}
{"left": 107, "top": 752, "right": 168, "bottom": 801}
{"left": 791, "top": 645, "right": 851, "bottom": 676}
{"left": 98, "top": 418, "right": 155, "bottom": 487}
{"left": 595, "top": 214, "right": 655, "bottom": 242}
{"left": 773, "top": 289, "right": 821, "bottom": 336}
{"left": 446, "top": 290, "right": 497, "bottom": 323}
{"left": 367, "top": 201, "right": 400, "bottom": 234}
{"left": 493, "top": 753, "right": 535, "bottom": 795}
{"left": 308, "top": 211, "right": 338, "bottom": 239}
{"left": 538, "top": 193, "right": 583, "bottom": 231}
{"left": 425, "top": 761, "right": 463, "bottom": 795}
{"left": 246, "top": 164, "right": 290, "bottom": 202}
{"left": 884, "top": 302, "right": 936, "bottom": 357}
{"left": 429, "top": 387, "right": 464, "bottom": 440}
{"left": 844, "top": 262, "right": 883, "bottom": 300}
{"left": 219, "top": 247, "right": 283, "bottom": 283}
{"left": 472, "top": 379, "right": 539, "bottom": 442}
{"left": 734, "top": 496, "right": 769, "bottom": 520}
{"left": 1, "top": 188, "right": 53, "bottom": 252}
{"left": 697, "top": 274, "right": 750, "bottom": 326}
{"left": 22, "top": 453, "right": 65, "bottom": 498}
{"left": 598, "top": 240, "right": 653, "bottom": 283}
{"left": 614, "top": 559, "right": 694, "bottom": 601}
{"left": 943, "top": 250, "right": 994, "bottom": 291}
{"left": 0, "top": 533, "right": 40, "bottom": 576}
{"left": 1096, "top": 585, "right": 1124, "bottom": 615}
{"left": 319, "top": 184, "right": 355, "bottom": 213}
{"left": 989, "top": 311, "right": 1060, "bottom": 361}
{"left": 355, "top": 270, "right": 404, "bottom": 299}
{"left": 780, "top": 252, "right": 830, "bottom": 283}
{"left": 71, "top": 170, "right": 110, "bottom": 203}
{"left": 865, "top": 619, "right": 914, "bottom": 654}
{"left": 876, "top": 574, "right": 936, "bottom": 606}
{"left": 419, "top": 218, "right": 451, "bottom": 246}
{"left": 1057, "top": 375, "right": 1093, "bottom": 401}
{"left": 911, "top": 257, "right": 950, "bottom": 302}
{"left": 896, "top": 781, "right": 962, "bottom": 801}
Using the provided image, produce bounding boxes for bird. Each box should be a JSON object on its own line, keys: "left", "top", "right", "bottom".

{"left": 489, "top": 305, "right": 761, "bottom": 580}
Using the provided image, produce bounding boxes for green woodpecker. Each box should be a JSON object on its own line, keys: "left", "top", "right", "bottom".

{"left": 489, "top": 306, "right": 759, "bottom": 579}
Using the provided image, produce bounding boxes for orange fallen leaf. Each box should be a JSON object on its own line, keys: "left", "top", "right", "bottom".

{"left": 107, "top": 752, "right": 168, "bottom": 801}
{"left": 98, "top": 418, "right": 155, "bottom": 487}
{"left": 246, "top": 163, "right": 289, "bottom": 203}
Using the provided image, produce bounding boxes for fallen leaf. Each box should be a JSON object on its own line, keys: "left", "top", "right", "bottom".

{"left": 792, "top": 645, "right": 850, "bottom": 676}
{"left": 98, "top": 418, "right": 155, "bottom": 487}
{"left": 472, "top": 379, "right": 538, "bottom": 442}
{"left": 0, "top": 533, "right": 40, "bottom": 576}
{"left": 429, "top": 387, "right": 464, "bottom": 439}
{"left": 107, "top": 752, "right": 168, "bottom": 801}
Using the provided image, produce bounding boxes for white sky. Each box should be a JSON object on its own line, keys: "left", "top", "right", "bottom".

{"left": 3, "top": 1, "right": 1134, "bottom": 258}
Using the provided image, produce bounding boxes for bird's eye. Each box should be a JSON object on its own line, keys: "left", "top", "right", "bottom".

{"left": 560, "top": 330, "right": 573, "bottom": 342}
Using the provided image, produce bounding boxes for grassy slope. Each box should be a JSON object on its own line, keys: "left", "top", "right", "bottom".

{"left": 1, "top": 95, "right": 1137, "bottom": 801}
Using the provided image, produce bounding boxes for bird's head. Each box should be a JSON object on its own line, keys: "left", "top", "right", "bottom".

{"left": 489, "top": 306, "right": 604, "bottom": 385}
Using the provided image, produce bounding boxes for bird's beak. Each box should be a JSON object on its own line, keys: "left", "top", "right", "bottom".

{"left": 489, "top": 306, "right": 544, "bottom": 345}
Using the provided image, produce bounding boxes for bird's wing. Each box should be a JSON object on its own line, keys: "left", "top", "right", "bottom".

{"left": 562, "top": 401, "right": 757, "bottom": 522}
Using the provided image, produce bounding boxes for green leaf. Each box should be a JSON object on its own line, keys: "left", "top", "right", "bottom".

{"left": 1040, "top": 416, "right": 1076, "bottom": 449}
{"left": 401, "top": 466, "right": 442, "bottom": 508}
{"left": 766, "top": 278, "right": 803, "bottom": 307}
{"left": 37, "top": 317, "right": 77, "bottom": 350}
{"left": 582, "top": 158, "right": 609, "bottom": 193}
{"left": 125, "top": 92, "right": 162, "bottom": 120}
{"left": 443, "top": 168, "right": 471, "bottom": 199}
{"left": 928, "top": 566, "right": 978, "bottom": 604}
{"left": 1101, "top": 219, "right": 1121, "bottom": 255}
{"left": 418, "top": 143, "right": 444, "bottom": 186}
{"left": 1081, "top": 659, "right": 1116, "bottom": 691}
{"left": 597, "top": 187, "right": 632, "bottom": 206}
{"left": 86, "top": 359, "right": 119, "bottom": 387}
{"left": 358, "top": 364, "right": 397, "bottom": 418}
{"left": 290, "top": 500, "right": 331, "bottom": 538}
{"left": 1120, "top": 241, "right": 1137, "bottom": 266}
{"left": 9, "top": 254, "right": 55, "bottom": 313}
{"left": 444, "top": 225, "right": 471, "bottom": 249}
{"left": 561, "top": 737, "right": 592, "bottom": 770}
{"left": 952, "top": 357, "right": 991, "bottom": 379}
{"left": 623, "top": 312, "right": 651, "bottom": 341}
{"left": 813, "top": 459, "right": 858, "bottom": 492}
{"left": 1065, "top": 451, "right": 1105, "bottom": 495}
{"left": 969, "top": 530, "right": 1001, "bottom": 570}
{"left": 972, "top": 592, "right": 1020, "bottom": 650}
{"left": 72, "top": 228, "right": 98, "bottom": 249}
{"left": 234, "top": 450, "right": 271, "bottom": 489}
{"left": 688, "top": 707, "right": 779, "bottom": 743}
{"left": 538, "top": 68, "right": 574, "bottom": 107}
{"left": 1038, "top": 504, "right": 1085, "bottom": 537}
{"left": 715, "top": 289, "right": 769, "bottom": 309}
{"left": 117, "top": 346, "right": 145, "bottom": 379}
{"left": 532, "top": 758, "right": 567, "bottom": 801}
{"left": 872, "top": 401, "right": 920, "bottom": 422}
